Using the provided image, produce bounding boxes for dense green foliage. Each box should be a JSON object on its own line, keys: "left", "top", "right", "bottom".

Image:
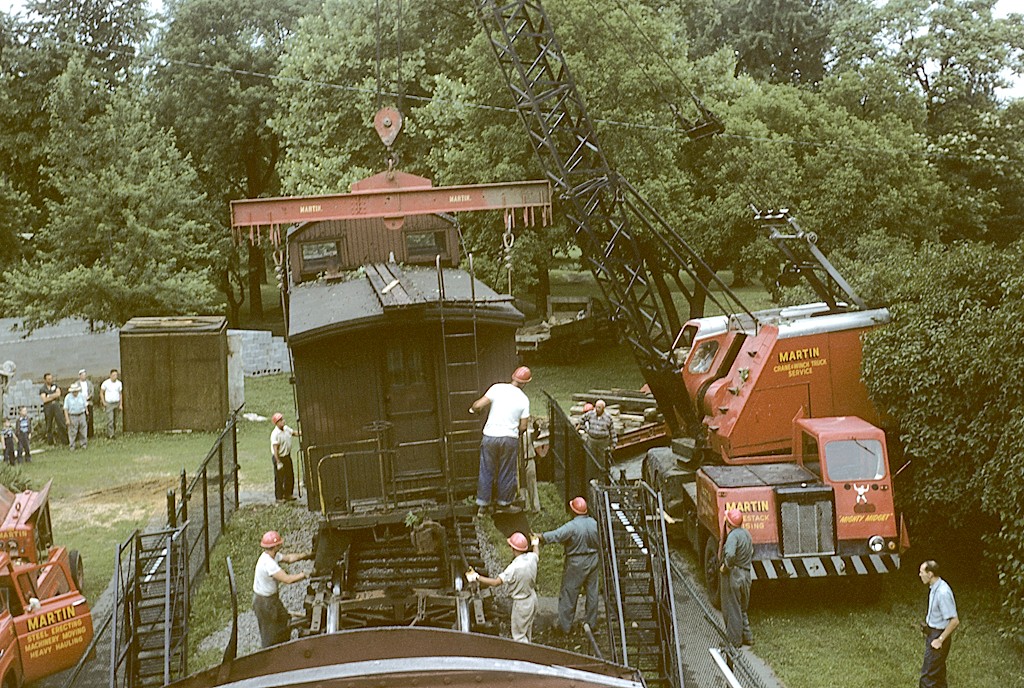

{"left": 0, "top": 0, "right": 1022, "bottom": 643}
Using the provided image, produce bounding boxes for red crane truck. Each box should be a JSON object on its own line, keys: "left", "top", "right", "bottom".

{"left": 0, "top": 481, "right": 93, "bottom": 687}
{"left": 475, "top": 1, "right": 907, "bottom": 602}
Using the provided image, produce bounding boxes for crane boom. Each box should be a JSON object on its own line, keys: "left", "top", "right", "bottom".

{"left": 474, "top": 0, "right": 748, "bottom": 434}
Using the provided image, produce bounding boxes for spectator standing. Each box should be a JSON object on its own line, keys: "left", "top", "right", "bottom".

{"left": 14, "top": 406, "right": 31, "bottom": 463}
{"left": 540, "top": 496, "right": 600, "bottom": 635}
{"left": 270, "top": 413, "right": 300, "bottom": 502}
{"left": 63, "top": 383, "right": 88, "bottom": 450}
{"left": 38, "top": 373, "right": 64, "bottom": 445}
{"left": 77, "top": 369, "right": 94, "bottom": 438}
{"left": 467, "top": 532, "right": 539, "bottom": 643}
{"left": 719, "top": 508, "right": 754, "bottom": 648}
{"left": 470, "top": 366, "right": 532, "bottom": 515}
{"left": 521, "top": 422, "right": 542, "bottom": 514}
{"left": 252, "top": 530, "right": 311, "bottom": 648}
{"left": 919, "top": 560, "right": 959, "bottom": 688}
{"left": 101, "top": 369, "right": 123, "bottom": 438}
{"left": 1, "top": 420, "right": 14, "bottom": 465}
{"left": 580, "top": 399, "right": 616, "bottom": 463}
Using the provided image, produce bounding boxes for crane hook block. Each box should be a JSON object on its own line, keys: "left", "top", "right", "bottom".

{"left": 374, "top": 107, "right": 404, "bottom": 148}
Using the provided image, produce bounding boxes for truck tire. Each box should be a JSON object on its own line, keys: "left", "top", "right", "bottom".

{"left": 68, "top": 549, "right": 84, "bottom": 591}
{"left": 703, "top": 537, "right": 721, "bottom": 610}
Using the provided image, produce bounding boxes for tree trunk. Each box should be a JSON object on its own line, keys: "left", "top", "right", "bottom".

{"left": 248, "top": 242, "right": 264, "bottom": 321}
{"left": 534, "top": 251, "right": 551, "bottom": 316}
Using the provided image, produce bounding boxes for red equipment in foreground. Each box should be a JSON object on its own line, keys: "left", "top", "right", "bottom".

{"left": 0, "top": 482, "right": 94, "bottom": 686}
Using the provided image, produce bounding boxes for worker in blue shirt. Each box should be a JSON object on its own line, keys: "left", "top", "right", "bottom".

{"left": 539, "top": 496, "right": 600, "bottom": 634}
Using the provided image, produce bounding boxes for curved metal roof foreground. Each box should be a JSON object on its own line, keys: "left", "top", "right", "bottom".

{"left": 165, "top": 627, "right": 645, "bottom": 688}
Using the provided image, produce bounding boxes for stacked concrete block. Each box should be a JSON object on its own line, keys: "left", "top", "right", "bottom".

{"left": 227, "top": 329, "right": 293, "bottom": 378}
{"left": 2, "top": 379, "right": 45, "bottom": 422}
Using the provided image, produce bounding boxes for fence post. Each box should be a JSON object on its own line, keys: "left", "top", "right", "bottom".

{"left": 166, "top": 490, "right": 176, "bottom": 528}
{"left": 231, "top": 417, "right": 239, "bottom": 510}
{"left": 179, "top": 469, "right": 189, "bottom": 525}
{"left": 218, "top": 441, "right": 226, "bottom": 530}
{"left": 202, "top": 467, "right": 210, "bottom": 574}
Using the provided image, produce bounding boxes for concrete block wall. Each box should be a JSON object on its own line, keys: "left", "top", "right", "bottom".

{"left": 2, "top": 379, "right": 45, "bottom": 422}
{"left": 227, "top": 329, "right": 292, "bottom": 378}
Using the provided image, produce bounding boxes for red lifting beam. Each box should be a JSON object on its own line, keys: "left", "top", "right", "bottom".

{"left": 231, "top": 178, "right": 552, "bottom": 230}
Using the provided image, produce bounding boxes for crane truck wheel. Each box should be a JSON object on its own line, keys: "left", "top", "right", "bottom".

{"left": 702, "top": 537, "right": 721, "bottom": 610}
{"left": 68, "top": 549, "right": 84, "bottom": 591}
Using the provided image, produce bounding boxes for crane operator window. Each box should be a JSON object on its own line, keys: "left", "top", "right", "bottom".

{"left": 687, "top": 340, "right": 719, "bottom": 374}
{"left": 823, "top": 439, "right": 886, "bottom": 481}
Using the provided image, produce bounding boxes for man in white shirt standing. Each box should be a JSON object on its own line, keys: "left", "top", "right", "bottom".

{"left": 253, "top": 530, "right": 311, "bottom": 647}
{"left": 77, "top": 369, "right": 94, "bottom": 438}
{"left": 470, "top": 366, "right": 532, "bottom": 516}
{"left": 100, "top": 369, "right": 123, "bottom": 439}
{"left": 270, "top": 412, "right": 301, "bottom": 502}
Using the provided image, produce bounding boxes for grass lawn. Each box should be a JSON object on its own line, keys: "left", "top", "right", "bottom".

{"left": 13, "top": 374, "right": 298, "bottom": 603}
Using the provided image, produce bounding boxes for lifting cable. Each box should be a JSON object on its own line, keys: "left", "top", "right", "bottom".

{"left": 374, "top": 0, "right": 383, "bottom": 110}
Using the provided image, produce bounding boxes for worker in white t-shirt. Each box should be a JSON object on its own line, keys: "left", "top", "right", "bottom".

{"left": 270, "top": 413, "right": 301, "bottom": 502}
{"left": 253, "top": 530, "right": 312, "bottom": 647}
{"left": 469, "top": 366, "right": 531, "bottom": 516}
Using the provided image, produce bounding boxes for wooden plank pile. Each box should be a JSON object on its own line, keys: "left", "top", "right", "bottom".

{"left": 568, "top": 388, "right": 669, "bottom": 458}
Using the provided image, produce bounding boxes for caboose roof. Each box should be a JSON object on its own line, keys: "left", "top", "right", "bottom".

{"left": 288, "top": 263, "right": 522, "bottom": 344}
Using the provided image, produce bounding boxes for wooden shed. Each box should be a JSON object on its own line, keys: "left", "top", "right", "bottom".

{"left": 119, "top": 316, "right": 229, "bottom": 432}
{"left": 290, "top": 262, "right": 522, "bottom": 523}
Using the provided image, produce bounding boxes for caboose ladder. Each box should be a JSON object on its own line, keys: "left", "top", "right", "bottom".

{"left": 437, "top": 255, "right": 482, "bottom": 502}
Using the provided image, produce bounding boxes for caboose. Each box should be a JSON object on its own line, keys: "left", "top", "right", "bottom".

{"left": 284, "top": 177, "right": 524, "bottom": 527}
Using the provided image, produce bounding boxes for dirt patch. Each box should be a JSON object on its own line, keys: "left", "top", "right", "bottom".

{"left": 52, "top": 477, "right": 172, "bottom": 526}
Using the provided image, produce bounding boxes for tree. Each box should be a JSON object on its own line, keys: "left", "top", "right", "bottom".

{"left": 688, "top": 0, "right": 840, "bottom": 85}
{"left": 0, "top": 57, "right": 218, "bottom": 329}
{"left": 153, "top": 0, "right": 316, "bottom": 324}
{"left": 845, "top": 236, "right": 1024, "bottom": 639}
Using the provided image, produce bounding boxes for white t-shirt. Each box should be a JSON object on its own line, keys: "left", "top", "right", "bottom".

{"left": 271, "top": 425, "right": 295, "bottom": 457}
{"left": 101, "top": 378, "right": 123, "bottom": 404}
{"left": 482, "top": 383, "right": 530, "bottom": 438}
{"left": 253, "top": 551, "right": 283, "bottom": 597}
{"left": 79, "top": 378, "right": 92, "bottom": 403}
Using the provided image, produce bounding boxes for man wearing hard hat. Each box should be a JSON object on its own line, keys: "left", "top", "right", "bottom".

{"left": 719, "top": 508, "right": 754, "bottom": 648}
{"left": 270, "top": 412, "right": 301, "bottom": 503}
{"left": 253, "top": 531, "right": 312, "bottom": 648}
{"left": 469, "top": 366, "right": 532, "bottom": 515}
{"left": 539, "top": 497, "right": 600, "bottom": 634}
{"left": 467, "top": 531, "right": 540, "bottom": 642}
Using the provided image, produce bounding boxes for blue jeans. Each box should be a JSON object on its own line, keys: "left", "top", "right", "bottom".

{"left": 476, "top": 435, "right": 519, "bottom": 506}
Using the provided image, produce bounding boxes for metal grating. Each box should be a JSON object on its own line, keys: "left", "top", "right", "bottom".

{"left": 780, "top": 500, "right": 835, "bottom": 556}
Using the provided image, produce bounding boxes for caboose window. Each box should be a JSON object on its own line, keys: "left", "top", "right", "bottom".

{"left": 823, "top": 439, "right": 885, "bottom": 481}
{"left": 301, "top": 241, "right": 340, "bottom": 272}
{"left": 387, "top": 345, "right": 428, "bottom": 386}
{"left": 405, "top": 230, "right": 446, "bottom": 261}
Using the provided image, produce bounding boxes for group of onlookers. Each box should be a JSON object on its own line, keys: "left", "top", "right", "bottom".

{"left": 1, "top": 368, "right": 123, "bottom": 462}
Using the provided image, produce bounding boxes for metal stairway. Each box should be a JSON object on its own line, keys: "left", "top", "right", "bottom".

{"left": 436, "top": 254, "right": 482, "bottom": 496}
{"left": 593, "top": 482, "right": 683, "bottom": 688}
{"left": 111, "top": 526, "right": 190, "bottom": 687}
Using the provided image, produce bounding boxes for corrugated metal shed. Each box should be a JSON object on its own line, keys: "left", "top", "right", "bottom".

{"left": 119, "top": 316, "right": 229, "bottom": 432}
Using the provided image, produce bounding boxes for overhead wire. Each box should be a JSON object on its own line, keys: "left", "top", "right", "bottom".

{"left": 37, "top": 36, "right": 1024, "bottom": 171}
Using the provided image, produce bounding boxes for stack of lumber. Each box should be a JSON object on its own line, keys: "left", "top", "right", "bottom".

{"left": 568, "top": 388, "right": 668, "bottom": 457}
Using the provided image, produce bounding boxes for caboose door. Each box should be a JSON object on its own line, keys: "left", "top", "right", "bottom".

{"left": 383, "top": 338, "right": 445, "bottom": 497}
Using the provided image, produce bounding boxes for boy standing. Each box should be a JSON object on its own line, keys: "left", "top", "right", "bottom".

{"left": 14, "top": 406, "right": 31, "bottom": 463}
{"left": 1, "top": 419, "right": 14, "bottom": 465}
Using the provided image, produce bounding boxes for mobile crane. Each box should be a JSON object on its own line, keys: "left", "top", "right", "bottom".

{"left": 474, "top": 0, "right": 906, "bottom": 601}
